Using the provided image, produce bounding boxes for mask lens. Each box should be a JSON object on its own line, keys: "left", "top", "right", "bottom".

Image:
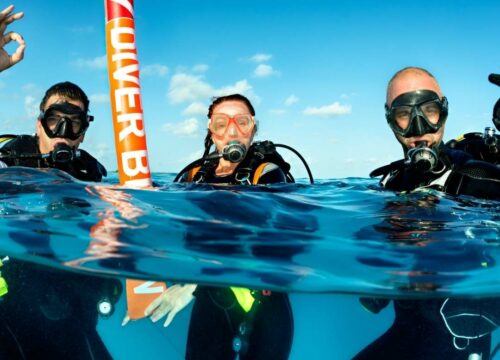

{"left": 209, "top": 114, "right": 254, "bottom": 137}
{"left": 392, "top": 106, "right": 412, "bottom": 130}
{"left": 420, "top": 101, "right": 441, "bottom": 124}
{"left": 234, "top": 115, "right": 253, "bottom": 134}
{"left": 387, "top": 90, "right": 447, "bottom": 137}
{"left": 45, "top": 115, "right": 61, "bottom": 132}
{"left": 210, "top": 114, "right": 230, "bottom": 136}
{"left": 40, "top": 103, "right": 90, "bottom": 140}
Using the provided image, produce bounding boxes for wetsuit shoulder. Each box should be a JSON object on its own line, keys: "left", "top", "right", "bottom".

{"left": 0, "top": 135, "right": 41, "bottom": 167}
{"left": 254, "top": 162, "right": 287, "bottom": 184}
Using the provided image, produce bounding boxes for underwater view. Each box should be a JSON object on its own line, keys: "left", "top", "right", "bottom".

{"left": 0, "top": 169, "right": 498, "bottom": 359}
{"left": 0, "top": 1, "right": 499, "bottom": 359}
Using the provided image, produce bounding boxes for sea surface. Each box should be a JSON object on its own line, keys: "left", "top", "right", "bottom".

{"left": 0, "top": 167, "right": 498, "bottom": 358}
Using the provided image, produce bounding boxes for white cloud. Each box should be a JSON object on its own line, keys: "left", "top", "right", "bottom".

{"left": 72, "top": 56, "right": 107, "bottom": 70}
{"left": 183, "top": 102, "right": 207, "bottom": 116}
{"left": 93, "top": 142, "right": 111, "bottom": 162}
{"left": 250, "top": 53, "right": 272, "bottom": 63}
{"left": 141, "top": 64, "right": 169, "bottom": 77}
{"left": 177, "top": 150, "right": 204, "bottom": 164}
{"left": 22, "top": 83, "right": 38, "bottom": 92}
{"left": 303, "top": 102, "right": 352, "bottom": 118}
{"left": 340, "top": 92, "right": 358, "bottom": 99}
{"left": 24, "top": 95, "right": 39, "bottom": 117}
{"left": 168, "top": 73, "right": 255, "bottom": 104}
{"left": 162, "top": 118, "right": 199, "bottom": 137}
{"left": 269, "top": 109, "right": 286, "bottom": 115}
{"left": 168, "top": 74, "right": 213, "bottom": 104}
{"left": 253, "top": 64, "right": 275, "bottom": 78}
{"left": 192, "top": 64, "right": 209, "bottom": 73}
{"left": 215, "top": 80, "right": 252, "bottom": 96}
{"left": 285, "top": 95, "right": 299, "bottom": 106}
{"left": 89, "top": 93, "right": 110, "bottom": 104}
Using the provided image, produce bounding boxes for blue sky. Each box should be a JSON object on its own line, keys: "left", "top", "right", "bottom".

{"left": 1, "top": 0, "right": 499, "bottom": 178}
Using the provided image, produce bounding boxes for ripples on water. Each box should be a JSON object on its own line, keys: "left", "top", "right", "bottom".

{"left": 0, "top": 167, "right": 498, "bottom": 296}
{"left": 1, "top": 167, "right": 499, "bottom": 359}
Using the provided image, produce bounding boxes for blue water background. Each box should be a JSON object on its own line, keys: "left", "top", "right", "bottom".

{"left": 0, "top": 167, "right": 499, "bottom": 358}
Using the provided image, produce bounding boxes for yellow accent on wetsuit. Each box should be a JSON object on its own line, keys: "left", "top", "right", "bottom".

{"left": 0, "top": 135, "right": 16, "bottom": 145}
{"left": 252, "top": 162, "right": 270, "bottom": 185}
{"left": 0, "top": 277, "right": 7, "bottom": 297}
{"left": 186, "top": 166, "right": 201, "bottom": 182}
{"left": 230, "top": 287, "right": 255, "bottom": 313}
{"left": 0, "top": 257, "right": 8, "bottom": 297}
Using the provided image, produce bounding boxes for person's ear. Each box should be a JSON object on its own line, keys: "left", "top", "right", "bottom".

{"left": 35, "top": 118, "right": 42, "bottom": 136}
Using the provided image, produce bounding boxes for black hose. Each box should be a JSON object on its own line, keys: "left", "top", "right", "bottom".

{"left": 275, "top": 144, "right": 314, "bottom": 184}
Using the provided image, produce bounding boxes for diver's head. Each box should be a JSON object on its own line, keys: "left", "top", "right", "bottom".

{"left": 386, "top": 67, "right": 447, "bottom": 153}
{"left": 36, "top": 82, "right": 92, "bottom": 154}
{"left": 205, "top": 94, "right": 257, "bottom": 161}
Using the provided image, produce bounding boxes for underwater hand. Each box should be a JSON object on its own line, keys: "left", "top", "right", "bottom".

{"left": 0, "top": 5, "right": 25, "bottom": 72}
{"left": 145, "top": 284, "right": 197, "bottom": 327}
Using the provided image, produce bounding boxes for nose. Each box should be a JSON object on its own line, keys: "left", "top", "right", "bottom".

{"left": 227, "top": 123, "right": 238, "bottom": 137}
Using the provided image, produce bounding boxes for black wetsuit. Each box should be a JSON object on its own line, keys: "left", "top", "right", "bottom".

{"left": 0, "top": 134, "right": 121, "bottom": 359}
{"left": 0, "top": 135, "right": 107, "bottom": 181}
{"left": 446, "top": 132, "right": 500, "bottom": 165}
{"left": 178, "top": 143, "right": 295, "bottom": 360}
{"left": 355, "top": 146, "right": 500, "bottom": 360}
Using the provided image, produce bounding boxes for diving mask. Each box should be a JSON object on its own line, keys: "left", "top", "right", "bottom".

{"left": 40, "top": 102, "right": 93, "bottom": 140}
{"left": 386, "top": 90, "right": 448, "bottom": 138}
{"left": 209, "top": 113, "right": 255, "bottom": 140}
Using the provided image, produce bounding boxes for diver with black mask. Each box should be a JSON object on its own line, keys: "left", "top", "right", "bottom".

{"left": 355, "top": 67, "right": 500, "bottom": 360}
{"left": 0, "top": 80, "right": 121, "bottom": 359}
{"left": 0, "top": 84, "right": 106, "bottom": 182}
{"left": 371, "top": 71, "right": 499, "bottom": 199}
{"left": 446, "top": 73, "right": 500, "bottom": 165}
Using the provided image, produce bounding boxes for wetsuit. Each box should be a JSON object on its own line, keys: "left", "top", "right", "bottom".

{"left": 0, "top": 134, "right": 121, "bottom": 359}
{"left": 178, "top": 141, "right": 295, "bottom": 360}
{"left": 0, "top": 135, "right": 107, "bottom": 181}
{"left": 355, "top": 146, "right": 500, "bottom": 360}
{"left": 446, "top": 131, "right": 500, "bottom": 165}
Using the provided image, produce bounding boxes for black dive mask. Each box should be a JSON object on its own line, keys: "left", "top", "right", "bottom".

{"left": 386, "top": 90, "right": 448, "bottom": 138}
{"left": 40, "top": 103, "right": 93, "bottom": 141}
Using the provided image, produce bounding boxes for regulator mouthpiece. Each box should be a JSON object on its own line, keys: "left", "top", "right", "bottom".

{"left": 406, "top": 142, "right": 438, "bottom": 173}
{"left": 222, "top": 141, "right": 247, "bottom": 163}
{"left": 44, "top": 143, "right": 81, "bottom": 164}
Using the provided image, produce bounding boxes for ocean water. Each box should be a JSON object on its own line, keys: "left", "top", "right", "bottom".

{"left": 0, "top": 167, "right": 498, "bottom": 359}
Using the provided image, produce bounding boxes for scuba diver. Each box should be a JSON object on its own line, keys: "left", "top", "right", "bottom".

{"left": 146, "top": 94, "right": 313, "bottom": 360}
{"left": 0, "top": 81, "right": 122, "bottom": 359}
{"left": 445, "top": 73, "right": 500, "bottom": 165}
{"left": 370, "top": 68, "right": 499, "bottom": 199}
{"left": 0, "top": 81, "right": 106, "bottom": 182}
{"left": 355, "top": 67, "right": 500, "bottom": 360}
